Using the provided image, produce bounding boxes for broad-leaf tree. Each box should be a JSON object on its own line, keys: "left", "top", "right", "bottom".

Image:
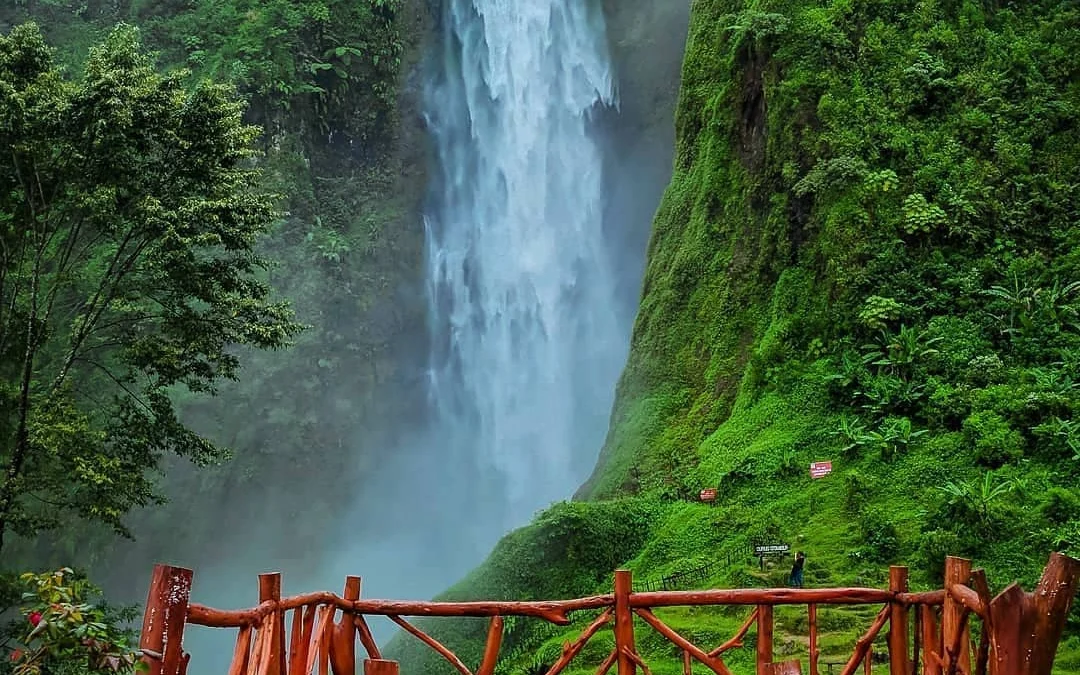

{"left": 0, "top": 23, "right": 303, "bottom": 552}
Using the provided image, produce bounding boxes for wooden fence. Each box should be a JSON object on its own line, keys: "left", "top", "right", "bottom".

{"left": 137, "top": 553, "right": 1079, "bottom": 675}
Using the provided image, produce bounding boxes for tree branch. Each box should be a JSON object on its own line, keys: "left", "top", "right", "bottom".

{"left": 51, "top": 228, "right": 152, "bottom": 394}
{"left": 71, "top": 356, "right": 153, "bottom": 416}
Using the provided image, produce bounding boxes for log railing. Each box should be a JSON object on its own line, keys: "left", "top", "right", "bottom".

{"left": 137, "top": 553, "right": 1079, "bottom": 675}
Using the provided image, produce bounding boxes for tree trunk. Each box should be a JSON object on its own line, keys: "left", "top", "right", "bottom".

{"left": 0, "top": 268, "right": 39, "bottom": 555}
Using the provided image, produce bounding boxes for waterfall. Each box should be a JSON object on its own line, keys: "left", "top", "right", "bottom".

{"left": 423, "top": 0, "right": 623, "bottom": 533}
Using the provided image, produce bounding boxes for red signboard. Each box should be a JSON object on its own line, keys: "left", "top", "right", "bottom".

{"left": 810, "top": 461, "right": 833, "bottom": 479}
{"left": 699, "top": 488, "right": 717, "bottom": 502}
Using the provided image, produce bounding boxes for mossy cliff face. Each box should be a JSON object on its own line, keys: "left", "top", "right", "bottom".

{"left": 585, "top": 0, "right": 1080, "bottom": 583}
{"left": 394, "top": 0, "right": 1080, "bottom": 672}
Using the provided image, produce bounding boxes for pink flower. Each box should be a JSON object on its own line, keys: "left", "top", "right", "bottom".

{"left": 10, "top": 649, "right": 23, "bottom": 662}
{"left": 28, "top": 611, "right": 42, "bottom": 626}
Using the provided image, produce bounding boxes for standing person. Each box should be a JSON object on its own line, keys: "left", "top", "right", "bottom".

{"left": 789, "top": 551, "right": 806, "bottom": 588}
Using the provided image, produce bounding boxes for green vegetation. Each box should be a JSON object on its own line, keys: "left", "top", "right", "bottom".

{"left": 0, "top": 22, "right": 301, "bottom": 550}
{"left": 3, "top": 0, "right": 1078, "bottom": 672}
{"left": 390, "top": 0, "right": 1080, "bottom": 672}
{"left": 1, "top": 568, "right": 143, "bottom": 675}
{"left": 0, "top": 0, "right": 429, "bottom": 567}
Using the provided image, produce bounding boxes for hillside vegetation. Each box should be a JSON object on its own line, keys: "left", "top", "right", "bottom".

{"left": 389, "top": 0, "right": 1080, "bottom": 672}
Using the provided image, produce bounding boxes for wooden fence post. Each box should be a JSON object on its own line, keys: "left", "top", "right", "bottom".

{"left": 139, "top": 564, "right": 193, "bottom": 675}
{"left": 809, "top": 604, "right": 819, "bottom": 675}
{"left": 889, "top": 567, "right": 910, "bottom": 675}
{"left": 757, "top": 604, "right": 774, "bottom": 675}
{"left": 614, "top": 569, "right": 636, "bottom": 675}
{"left": 983, "top": 552, "right": 1080, "bottom": 675}
{"left": 911, "top": 606, "right": 921, "bottom": 675}
{"left": 330, "top": 576, "right": 360, "bottom": 675}
{"left": 259, "top": 573, "right": 286, "bottom": 675}
{"left": 942, "top": 557, "right": 972, "bottom": 675}
{"left": 364, "top": 659, "right": 400, "bottom": 675}
{"left": 921, "top": 606, "right": 942, "bottom": 675}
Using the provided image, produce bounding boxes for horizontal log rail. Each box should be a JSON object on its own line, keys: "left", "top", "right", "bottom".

{"left": 186, "top": 588, "right": 948, "bottom": 630}
{"left": 139, "top": 553, "right": 1078, "bottom": 675}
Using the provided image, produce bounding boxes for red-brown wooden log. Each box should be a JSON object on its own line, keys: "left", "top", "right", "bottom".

{"left": 228, "top": 626, "right": 253, "bottom": 675}
{"left": 363, "top": 659, "right": 399, "bottom": 675}
{"left": 709, "top": 608, "right": 758, "bottom": 657}
{"left": 865, "top": 650, "right": 872, "bottom": 675}
{"left": 614, "top": 570, "right": 636, "bottom": 675}
{"left": 596, "top": 649, "right": 618, "bottom": 675}
{"left": 186, "top": 587, "right": 948, "bottom": 631}
{"left": 250, "top": 618, "right": 273, "bottom": 675}
{"left": 911, "top": 607, "right": 921, "bottom": 675}
{"left": 973, "top": 627, "right": 988, "bottom": 675}
{"left": 921, "top": 606, "right": 942, "bottom": 675}
{"left": 288, "top": 609, "right": 302, "bottom": 675}
{"left": 631, "top": 588, "right": 893, "bottom": 609}
{"left": 389, "top": 615, "right": 472, "bottom": 675}
{"left": 355, "top": 615, "right": 382, "bottom": 661}
{"left": 244, "top": 623, "right": 265, "bottom": 675}
{"left": 944, "top": 606, "right": 972, "bottom": 675}
{"left": 634, "top": 608, "right": 732, "bottom": 675}
{"left": 946, "top": 586, "right": 985, "bottom": 620}
{"left": 968, "top": 569, "right": 991, "bottom": 675}
{"left": 809, "top": 604, "right": 820, "bottom": 675}
{"left": 330, "top": 577, "right": 360, "bottom": 675}
{"left": 983, "top": 552, "right": 1080, "bottom": 675}
{"left": 890, "top": 567, "right": 910, "bottom": 675}
{"left": 319, "top": 619, "right": 330, "bottom": 675}
{"left": 140, "top": 565, "right": 193, "bottom": 675}
{"left": 683, "top": 650, "right": 692, "bottom": 675}
{"left": 295, "top": 605, "right": 317, "bottom": 675}
{"left": 305, "top": 606, "right": 333, "bottom": 675}
{"left": 259, "top": 574, "right": 286, "bottom": 675}
{"left": 321, "top": 606, "right": 336, "bottom": 675}
{"left": 767, "top": 661, "right": 803, "bottom": 675}
{"left": 622, "top": 647, "right": 654, "bottom": 675}
{"left": 942, "top": 558, "right": 971, "bottom": 675}
{"left": 899, "top": 592, "right": 945, "bottom": 607}
{"left": 757, "top": 604, "right": 774, "bottom": 675}
{"left": 543, "top": 609, "right": 611, "bottom": 675}
{"left": 477, "top": 616, "right": 504, "bottom": 675}
{"left": 839, "top": 605, "right": 890, "bottom": 675}
{"left": 189, "top": 594, "right": 612, "bottom": 627}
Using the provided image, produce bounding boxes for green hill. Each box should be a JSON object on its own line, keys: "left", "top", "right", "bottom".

{"left": 387, "top": 0, "right": 1080, "bottom": 672}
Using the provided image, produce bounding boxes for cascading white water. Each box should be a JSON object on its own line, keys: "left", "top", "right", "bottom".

{"left": 424, "top": 0, "right": 624, "bottom": 531}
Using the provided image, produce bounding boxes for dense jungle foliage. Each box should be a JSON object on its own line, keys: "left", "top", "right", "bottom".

{"left": 0, "top": 0, "right": 429, "bottom": 571}
{"left": 390, "top": 0, "right": 1080, "bottom": 673}
{"left": 0, "top": 2, "right": 425, "bottom": 669}
{"left": 0, "top": 21, "right": 302, "bottom": 551}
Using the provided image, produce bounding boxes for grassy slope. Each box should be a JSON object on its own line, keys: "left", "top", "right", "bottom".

{"left": 390, "top": 0, "right": 1080, "bottom": 673}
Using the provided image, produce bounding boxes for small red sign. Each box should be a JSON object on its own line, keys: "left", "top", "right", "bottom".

{"left": 699, "top": 488, "right": 718, "bottom": 502}
{"left": 810, "top": 461, "right": 833, "bottom": 479}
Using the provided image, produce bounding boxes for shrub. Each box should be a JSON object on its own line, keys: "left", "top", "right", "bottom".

{"left": 916, "top": 529, "right": 964, "bottom": 583}
{"left": 4, "top": 569, "right": 143, "bottom": 675}
{"left": 855, "top": 509, "right": 901, "bottom": 563}
{"left": 1040, "top": 487, "right": 1080, "bottom": 526}
{"left": 963, "top": 410, "right": 1025, "bottom": 467}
